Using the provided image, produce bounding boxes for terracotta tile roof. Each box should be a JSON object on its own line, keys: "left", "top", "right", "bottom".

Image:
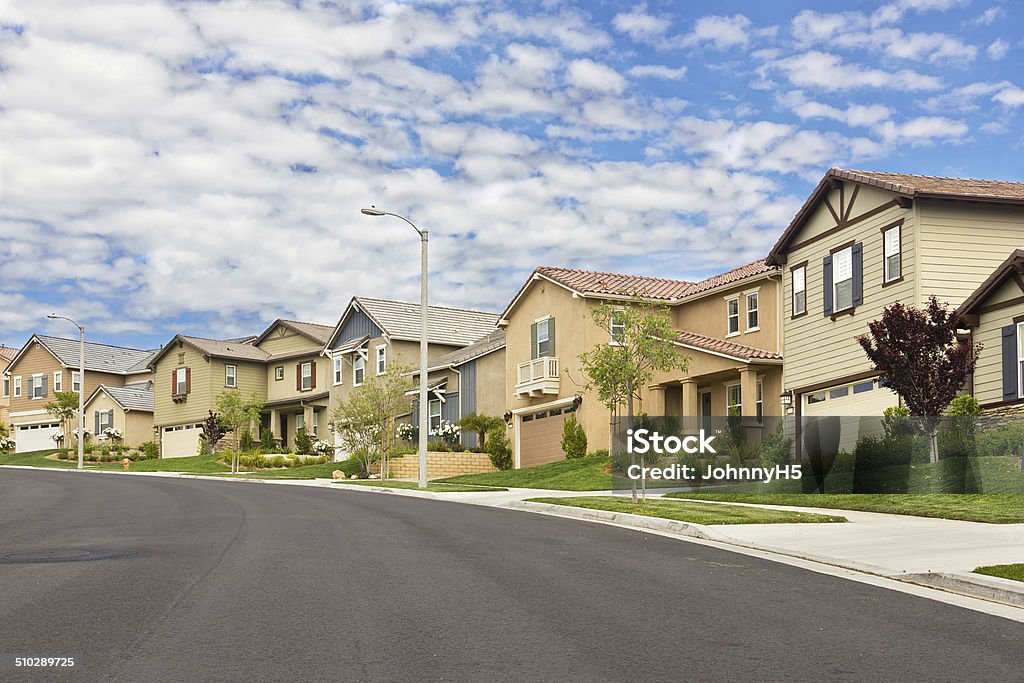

{"left": 684, "top": 259, "right": 775, "bottom": 296}
{"left": 835, "top": 169, "right": 1024, "bottom": 202}
{"left": 536, "top": 267, "right": 693, "bottom": 300}
{"left": 674, "top": 330, "right": 782, "bottom": 362}
{"left": 0, "top": 346, "right": 18, "bottom": 366}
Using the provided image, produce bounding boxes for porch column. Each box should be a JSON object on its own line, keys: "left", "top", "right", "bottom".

{"left": 739, "top": 366, "right": 761, "bottom": 441}
{"left": 648, "top": 385, "right": 666, "bottom": 416}
{"left": 303, "top": 405, "right": 314, "bottom": 438}
{"left": 680, "top": 379, "right": 698, "bottom": 434}
{"left": 270, "top": 408, "right": 281, "bottom": 445}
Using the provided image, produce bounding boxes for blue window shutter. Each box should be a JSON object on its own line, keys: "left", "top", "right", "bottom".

{"left": 822, "top": 255, "right": 833, "bottom": 316}
{"left": 1002, "top": 325, "right": 1018, "bottom": 401}
{"left": 852, "top": 243, "right": 863, "bottom": 307}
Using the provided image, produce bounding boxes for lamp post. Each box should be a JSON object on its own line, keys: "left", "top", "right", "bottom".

{"left": 47, "top": 314, "right": 85, "bottom": 470}
{"left": 360, "top": 207, "right": 429, "bottom": 489}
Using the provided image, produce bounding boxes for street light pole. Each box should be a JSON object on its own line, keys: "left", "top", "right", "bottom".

{"left": 360, "top": 207, "right": 430, "bottom": 489}
{"left": 47, "top": 314, "right": 85, "bottom": 470}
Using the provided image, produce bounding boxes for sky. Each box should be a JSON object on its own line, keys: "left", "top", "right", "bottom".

{"left": 1, "top": 0, "right": 1023, "bottom": 350}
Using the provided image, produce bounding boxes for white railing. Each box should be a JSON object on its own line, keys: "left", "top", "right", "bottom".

{"left": 516, "top": 357, "right": 559, "bottom": 395}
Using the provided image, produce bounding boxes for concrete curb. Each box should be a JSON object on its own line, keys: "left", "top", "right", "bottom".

{"left": 898, "top": 571, "right": 1024, "bottom": 608}
{"left": 325, "top": 482, "right": 447, "bottom": 499}
{"left": 505, "top": 500, "right": 730, "bottom": 542}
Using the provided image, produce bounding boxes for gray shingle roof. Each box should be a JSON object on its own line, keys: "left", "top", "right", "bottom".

{"left": 430, "top": 329, "right": 506, "bottom": 369}
{"left": 355, "top": 297, "right": 499, "bottom": 347}
{"left": 35, "top": 335, "right": 156, "bottom": 375}
{"left": 179, "top": 336, "right": 271, "bottom": 362}
{"left": 94, "top": 381, "right": 154, "bottom": 412}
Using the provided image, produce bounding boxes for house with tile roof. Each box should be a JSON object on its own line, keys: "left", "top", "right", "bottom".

{"left": 498, "top": 261, "right": 782, "bottom": 468}
{"left": 83, "top": 381, "right": 155, "bottom": 447}
{"left": 765, "top": 168, "right": 1024, "bottom": 454}
{"left": 2, "top": 335, "right": 155, "bottom": 452}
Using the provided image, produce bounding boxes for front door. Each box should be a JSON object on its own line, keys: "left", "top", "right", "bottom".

{"left": 700, "top": 390, "right": 712, "bottom": 432}
{"left": 280, "top": 414, "right": 288, "bottom": 448}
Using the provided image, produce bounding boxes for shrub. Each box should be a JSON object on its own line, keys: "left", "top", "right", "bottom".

{"left": 485, "top": 425, "right": 512, "bottom": 470}
{"left": 260, "top": 428, "right": 276, "bottom": 451}
{"left": 976, "top": 421, "right": 1024, "bottom": 459}
{"left": 560, "top": 414, "right": 588, "bottom": 459}
{"left": 457, "top": 413, "right": 503, "bottom": 451}
{"left": 139, "top": 441, "right": 159, "bottom": 459}
{"left": 0, "top": 434, "right": 14, "bottom": 453}
{"left": 434, "top": 420, "right": 461, "bottom": 450}
{"left": 587, "top": 449, "right": 609, "bottom": 459}
{"left": 271, "top": 455, "right": 287, "bottom": 468}
{"left": 427, "top": 440, "right": 448, "bottom": 452}
{"left": 396, "top": 422, "right": 417, "bottom": 443}
{"left": 200, "top": 411, "right": 227, "bottom": 454}
{"left": 948, "top": 395, "right": 982, "bottom": 417}
{"left": 294, "top": 428, "right": 312, "bottom": 456}
{"left": 759, "top": 422, "right": 793, "bottom": 468}
{"left": 240, "top": 430, "right": 258, "bottom": 453}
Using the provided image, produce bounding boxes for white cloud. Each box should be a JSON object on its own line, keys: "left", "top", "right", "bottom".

{"left": 767, "top": 51, "right": 944, "bottom": 92}
{"left": 987, "top": 39, "right": 1010, "bottom": 61}
{"left": 628, "top": 64, "right": 688, "bottom": 80}
{"left": 994, "top": 87, "right": 1024, "bottom": 107}
{"left": 566, "top": 59, "right": 627, "bottom": 94}
{"left": 779, "top": 91, "right": 892, "bottom": 127}
{"left": 969, "top": 7, "right": 1006, "bottom": 27}
{"left": 878, "top": 117, "right": 969, "bottom": 145}
{"left": 612, "top": 5, "right": 670, "bottom": 44}
{"left": 680, "top": 14, "right": 753, "bottom": 50}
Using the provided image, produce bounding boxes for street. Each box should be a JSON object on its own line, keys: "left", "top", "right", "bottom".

{"left": 0, "top": 469, "right": 1021, "bottom": 682}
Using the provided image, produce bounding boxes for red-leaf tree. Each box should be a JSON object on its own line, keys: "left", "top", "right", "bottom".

{"left": 857, "top": 296, "right": 981, "bottom": 416}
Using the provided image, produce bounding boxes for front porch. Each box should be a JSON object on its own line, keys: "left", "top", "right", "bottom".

{"left": 262, "top": 392, "right": 330, "bottom": 449}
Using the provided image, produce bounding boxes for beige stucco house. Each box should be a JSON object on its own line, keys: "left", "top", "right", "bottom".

{"left": 499, "top": 262, "right": 783, "bottom": 468}
{"left": 83, "top": 381, "right": 154, "bottom": 447}
{"left": 2, "top": 335, "right": 154, "bottom": 452}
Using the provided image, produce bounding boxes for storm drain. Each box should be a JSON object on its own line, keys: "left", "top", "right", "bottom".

{"left": 0, "top": 549, "right": 137, "bottom": 564}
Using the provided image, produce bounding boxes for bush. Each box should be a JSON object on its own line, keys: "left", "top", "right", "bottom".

{"left": 271, "top": 455, "right": 287, "bottom": 468}
{"left": 560, "top": 414, "right": 588, "bottom": 459}
{"left": 260, "top": 428, "right": 276, "bottom": 451}
{"left": 240, "top": 430, "right": 258, "bottom": 453}
{"left": 587, "top": 449, "right": 609, "bottom": 459}
{"left": 294, "top": 428, "right": 312, "bottom": 456}
{"left": 427, "top": 440, "right": 448, "bottom": 452}
{"left": 485, "top": 425, "right": 512, "bottom": 470}
{"left": 139, "top": 441, "right": 159, "bottom": 459}
{"left": 976, "top": 421, "right": 1024, "bottom": 459}
{"left": 759, "top": 422, "right": 793, "bottom": 468}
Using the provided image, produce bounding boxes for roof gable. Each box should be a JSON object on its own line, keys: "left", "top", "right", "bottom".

{"left": 147, "top": 334, "right": 268, "bottom": 369}
{"left": 85, "top": 381, "right": 155, "bottom": 412}
{"left": 957, "top": 249, "right": 1024, "bottom": 321}
{"left": 253, "top": 319, "right": 334, "bottom": 348}
{"left": 327, "top": 297, "right": 498, "bottom": 349}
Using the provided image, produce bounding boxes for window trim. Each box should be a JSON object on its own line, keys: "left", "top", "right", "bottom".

{"left": 175, "top": 367, "right": 188, "bottom": 395}
{"left": 726, "top": 297, "right": 740, "bottom": 337}
{"left": 375, "top": 344, "right": 387, "bottom": 375}
{"left": 98, "top": 409, "right": 114, "bottom": 435}
{"left": 225, "top": 364, "right": 237, "bottom": 389}
{"left": 13, "top": 375, "right": 22, "bottom": 398}
{"left": 71, "top": 371, "right": 81, "bottom": 393}
{"left": 2, "top": 375, "right": 8, "bottom": 398}
{"left": 428, "top": 397, "right": 442, "bottom": 433}
{"left": 353, "top": 355, "right": 365, "bottom": 387}
{"left": 535, "top": 317, "right": 552, "bottom": 357}
{"left": 300, "top": 361, "right": 313, "bottom": 392}
{"left": 756, "top": 378, "right": 763, "bottom": 423}
{"left": 610, "top": 309, "right": 626, "bottom": 346}
{"left": 745, "top": 291, "right": 759, "bottom": 332}
{"left": 30, "top": 373, "right": 44, "bottom": 400}
{"left": 275, "top": 366, "right": 284, "bottom": 381}
{"left": 830, "top": 242, "right": 855, "bottom": 314}
{"left": 790, "top": 261, "right": 808, "bottom": 319}
{"left": 881, "top": 220, "right": 904, "bottom": 287}
{"left": 726, "top": 383, "right": 742, "bottom": 414}
{"left": 53, "top": 370, "right": 63, "bottom": 392}
{"left": 1018, "top": 321, "right": 1024, "bottom": 399}
{"left": 333, "top": 357, "right": 343, "bottom": 386}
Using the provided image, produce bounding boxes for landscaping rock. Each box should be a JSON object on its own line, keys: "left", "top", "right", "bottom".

{"left": 331, "top": 470, "right": 343, "bottom": 480}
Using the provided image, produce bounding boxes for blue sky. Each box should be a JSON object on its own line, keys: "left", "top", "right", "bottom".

{"left": 1, "top": 0, "right": 1022, "bottom": 350}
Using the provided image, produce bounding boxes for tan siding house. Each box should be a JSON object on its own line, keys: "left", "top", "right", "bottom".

{"left": 0, "top": 346, "right": 18, "bottom": 427}
{"left": 83, "top": 382, "right": 154, "bottom": 447}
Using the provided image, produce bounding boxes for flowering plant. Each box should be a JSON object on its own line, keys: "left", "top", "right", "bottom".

{"left": 103, "top": 427, "right": 123, "bottom": 441}
{"left": 396, "top": 422, "right": 416, "bottom": 442}
{"left": 432, "top": 420, "right": 461, "bottom": 449}
{"left": 0, "top": 435, "right": 14, "bottom": 452}
{"left": 310, "top": 440, "right": 334, "bottom": 456}
{"left": 51, "top": 432, "right": 66, "bottom": 443}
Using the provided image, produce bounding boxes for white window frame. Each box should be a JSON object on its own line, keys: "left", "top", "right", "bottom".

{"left": 428, "top": 397, "right": 442, "bottom": 433}
{"left": 312, "top": 411, "right": 319, "bottom": 437}
{"left": 300, "top": 362, "right": 313, "bottom": 391}
{"left": 376, "top": 345, "right": 387, "bottom": 375}
{"left": 353, "top": 356, "right": 365, "bottom": 387}
{"left": 756, "top": 379, "right": 763, "bottom": 422}
{"left": 275, "top": 366, "right": 284, "bottom": 381}
{"left": 610, "top": 309, "right": 626, "bottom": 346}
{"left": 536, "top": 317, "right": 552, "bottom": 357}
{"left": 833, "top": 246, "right": 854, "bottom": 313}
{"left": 726, "top": 383, "right": 742, "bottom": 414}
{"left": 72, "top": 371, "right": 81, "bottom": 393}
{"left": 98, "top": 410, "right": 113, "bottom": 435}
{"left": 726, "top": 298, "right": 740, "bottom": 336}
{"left": 792, "top": 265, "right": 807, "bottom": 316}
{"left": 53, "top": 370, "right": 62, "bottom": 392}
{"left": 225, "top": 364, "right": 237, "bottom": 388}
{"left": 333, "top": 357, "right": 343, "bottom": 385}
{"left": 30, "top": 374, "right": 44, "bottom": 399}
{"left": 883, "top": 224, "right": 901, "bottom": 283}
{"left": 13, "top": 376, "right": 22, "bottom": 398}
{"left": 175, "top": 367, "right": 187, "bottom": 395}
{"left": 2, "top": 376, "right": 8, "bottom": 398}
{"left": 296, "top": 413, "right": 305, "bottom": 432}
{"left": 745, "top": 292, "right": 759, "bottom": 332}
{"left": 1018, "top": 322, "right": 1024, "bottom": 398}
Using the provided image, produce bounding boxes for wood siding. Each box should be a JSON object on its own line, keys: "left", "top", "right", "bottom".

{"left": 972, "top": 278, "right": 1024, "bottom": 405}
{"left": 152, "top": 343, "right": 212, "bottom": 426}
{"left": 257, "top": 326, "right": 320, "bottom": 355}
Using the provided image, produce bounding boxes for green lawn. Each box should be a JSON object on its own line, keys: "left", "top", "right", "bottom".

{"left": 437, "top": 455, "right": 612, "bottom": 490}
{"left": 526, "top": 496, "right": 847, "bottom": 525}
{"left": 665, "top": 493, "right": 1024, "bottom": 524}
{"left": 0, "top": 449, "right": 79, "bottom": 468}
{"left": 974, "top": 563, "right": 1024, "bottom": 583}
{"left": 335, "top": 479, "right": 507, "bottom": 492}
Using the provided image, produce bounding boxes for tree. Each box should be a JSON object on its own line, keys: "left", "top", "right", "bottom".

{"left": 200, "top": 410, "right": 227, "bottom": 455}
{"left": 485, "top": 424, "right": 512, "bottom": 470}
{"left": 560, "top": 413, "right": 588, "bottom": 459}
{"left": 45, "top": 391, "right": 79, "bottom": 448}
{"left": 330, "top": 365, "right": 414, "bottom": 479}
{"left": 215, "top": 392, "right": 264, "bottom": 473}
{"left": 457, "top": 413, "right": 504, "bottom": 451}
{"left": 578, "top": 298, "right": 690, "bottom": 501}
{"left": 857, "top": 296, "right": 981, "bottom": 463}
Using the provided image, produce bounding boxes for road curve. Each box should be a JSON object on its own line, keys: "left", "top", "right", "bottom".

{"left": 0, "top": 469, "right": 1021, "bottom": 682}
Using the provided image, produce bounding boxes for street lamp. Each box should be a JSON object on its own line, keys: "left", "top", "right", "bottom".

{"left": 47, "top": 314, "right": 85, "bottom": 470}
{"left": 360, "top": 207, "right": 429, "bottom": 489}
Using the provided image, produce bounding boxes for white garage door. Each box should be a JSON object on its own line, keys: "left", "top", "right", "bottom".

{"left": 802, "top": 378, "right": 899, "bottom": 417}
{"left": 161, "top": 424, "right": 202, "bottom": 458}
{"left": 15, "top": 423, "right": 62, "bottom": 453}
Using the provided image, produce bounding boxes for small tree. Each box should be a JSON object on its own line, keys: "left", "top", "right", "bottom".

{"left": 200, "top": 410, "right": 227, "bottom": 455}
{"left": 457, "top": 413, "right": 504, "bottom": 451}
{"left": 45, "top": 391, "right": 79, "bottom": 447}
{"left": 485, "top": 425, "right": 513, "bottom": 470}
{"left": 857, "top": 296, "right": 981, "bottom": 462}
{"left": 215, "top": 392, "right": 264, "bottom": 473}
{"left": 294, "top": 427, "right": 312, "bottom": 456}
{"left": 560, "top": 413, "right": 588, "bottom": 459}
{"left": 578, "top": 298, "right": 690, "bottom": 501}
{"left": 330, "top": 365, "right": 414, "bottom": 479}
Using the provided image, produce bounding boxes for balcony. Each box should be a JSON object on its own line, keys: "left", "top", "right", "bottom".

{"left": 515, "top": 356, "right": 560, "bottom": 397}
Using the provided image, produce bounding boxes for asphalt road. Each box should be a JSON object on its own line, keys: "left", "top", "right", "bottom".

{"left": 0, "top": 470, "right": 1022, "bottom": 682}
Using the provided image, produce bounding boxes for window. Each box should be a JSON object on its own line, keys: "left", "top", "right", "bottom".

{"left": 746, "top": 292, "right": 759, "bottom": 331}
{"left": 726, "top": 384, "right": 742, "bottom": 414}
{"left": 883, "top": 224, "right": 901, "bottom": 283}
{"left": 72, "top": 371, "right": 81, "bottom": 393}
{"left": 296, "top": 413, "right": 305, "bottom": 432}
{"left": 832, "top": 246, "right": 854, "bottom": 312}
{"left": 312, "top": 412, "right": 319, "bottom": 437}
{"left": 376, "top": 345, "right": 387, "bottom": 375}
{"left": 98, "top": 410, "right": 113, "bottom": 434}
{"left": 275, "top": 366, "right": 284, "bottom": 381}
{"left": 792, "top": 265, "right": 806, "bottom": 317}
{"left": 225, "top": 365, "right": 236, "bottom": 388}
{"left": 756, "top": 379, "right": 763, "bottom": 422}
{"left": 13, "top": 376, "right": 22, "bottom": 398}
{"left": 30, "top": 374, "right": 44, "bottom": 399}
{"left": 533, "top": 317, "right": 554, "bottom": 358}
{"left": 353, "top": 356, "right": 365, "bottom": 386}
{"left": 333, "top": 357, "right": 343, "bottom": 385}
{"left": 852, "top": 381, "right": 874, "bottom": 394}
{"left": 428, "top": 398, "right": 442, "bottom": 432}
{"left": 175, "top": 367, "right": 188, "bottom": 395}
{"left": 807, "top": 392, "right": 826, "bottom": 405}
{"left": 830, "top": 386, "right": 849, "bottom": 400}
{"left": 300, "top": 362, "right": 312, "bottom": 391}
{"left": 1018, "top": 322, "right": 1024, "bottom": 398}
{"left": 727, "top": 298, "right": 739, "bottom": 335}
{"left": 53, "top": 371, "right": 62, "bottom": 392}
{"left": 610, "top": 310, "right": 626, "bottom": 345}
{"left": 2, "top": 376, "right": 7, "bottom": 397}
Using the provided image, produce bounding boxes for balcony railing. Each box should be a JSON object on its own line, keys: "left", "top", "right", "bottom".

{"left": 515, "top": 356, "right": 559, "bottom": 397}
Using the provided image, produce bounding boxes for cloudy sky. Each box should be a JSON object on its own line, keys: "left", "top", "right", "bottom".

{"left": 2, "top": 0, "right": 1022, "bottom": 350}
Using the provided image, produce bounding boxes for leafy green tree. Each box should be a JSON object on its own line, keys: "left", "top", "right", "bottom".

{"left": 560, "top": 414, "right": 588, "bottom": 459}
{"left": 485, "top": 425, "right": 512, "bottom": 470}
{"left": 578, "top": 299, "right": 689, "bottom": 502}
{"left": 457, "top": 412, "right": 504, "bottom": 451}
{"left": 330, "top": 365, "right": 414, "bottom": 479}
{"left": 215, "top": 391, "right": 264, "bottom": 473}
{"left": 294, "top": 427, "right": 312, "bottom": 455}
{"left": 45, "top": 391, "right": 80, "bottom": 447}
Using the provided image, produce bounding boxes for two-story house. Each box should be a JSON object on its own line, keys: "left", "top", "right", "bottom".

{"left": 766, "top": 169, "right": 1024, "bottom": 430}
{"left": 1, "top": 345, "right": 19, "bottom": 427}
{"left": 499, "top": 262, "right": 783, "bottom": 468}
{"left": 3, "top": 335, "right": 154, "bottom": 452}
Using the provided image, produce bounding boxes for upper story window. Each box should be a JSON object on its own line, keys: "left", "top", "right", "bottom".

{"left": 610, "top": 310, "right": 626, "bottom": 345}
{"left": 353, "top": 356, "right": 365, "bottom": 386}
{"left": 30, "top": 374, "right": 45, "bottom": 399}
{"left": 53, "top": 371, "right": 62, "bottom": 392}
{"left": 2, "top": 376, "right": 8, "bottom": 398}
{"left": 746, "top": 292, "right": 759, "bottom": 331}
{"left": 883, "top": 224, "right": 902, "bottom": 283}
{"left": 532, "top": 317, "right": 555, "bottom": 358}
{"left": 832, "top": 245, "right": 854, "bottom": 312}
{"left": 792, "top": 264, "right": 807, "bottom": 317}
{"left": 300, "top": 361, "right": 313, "bottom": 391}
{"left": 13, "top": 376, "right": 22, "bottom": 398}
{"left": 333, "top": 357, "right": 343, "bottom": 385}
{"left": 376, "top": 345, "right": 387, "bottom": 374}
{"left": 726, "top": 298, "right": 740, "bottom": 336}
{"left": 275, "top": 366, "right": 284, "bottom": 381}
{"left": 225, "top": 364, "right": 237, "bottom": 388}
{"left": 175, "top": 367, "right": 188, "bottom": 395}
{"left": 72, "top": 371, "right": 81, "bottom": 393}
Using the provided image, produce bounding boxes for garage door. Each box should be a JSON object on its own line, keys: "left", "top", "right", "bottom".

{"left": 161, "top": 424, "right": 202, "bottom": 458}
{"left": 15, "top": 423, "right": 62, "bottom": 453}
{"left": 802, "top": 378, "right": 899, "bottom": 417}
{"left": 519, "top": 407, "right": 571, "bottom": 468}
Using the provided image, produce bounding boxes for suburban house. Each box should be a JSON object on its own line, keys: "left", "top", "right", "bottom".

{"left": 1, "top": 345, "right": 19, "bottom": 426}
{"left": 408, "top": 328, "right": 506, "bottom": 449}
{"left": 83, "top": 381, "right": 155, "bottom": 446}
{"left": 498, "top": 262, "right": 783, "bottom": 468}
{"left": 766, "top": 168, "right": 1024, "bottom": 427}
{"left": 322, "top": 297, "right": 499, "bottom": 450}
{"left": 2, "top": 335, "right": 154, "bottom": 452}
{"left": 956, "top": 249, "right": 1024, "bottom": 414}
